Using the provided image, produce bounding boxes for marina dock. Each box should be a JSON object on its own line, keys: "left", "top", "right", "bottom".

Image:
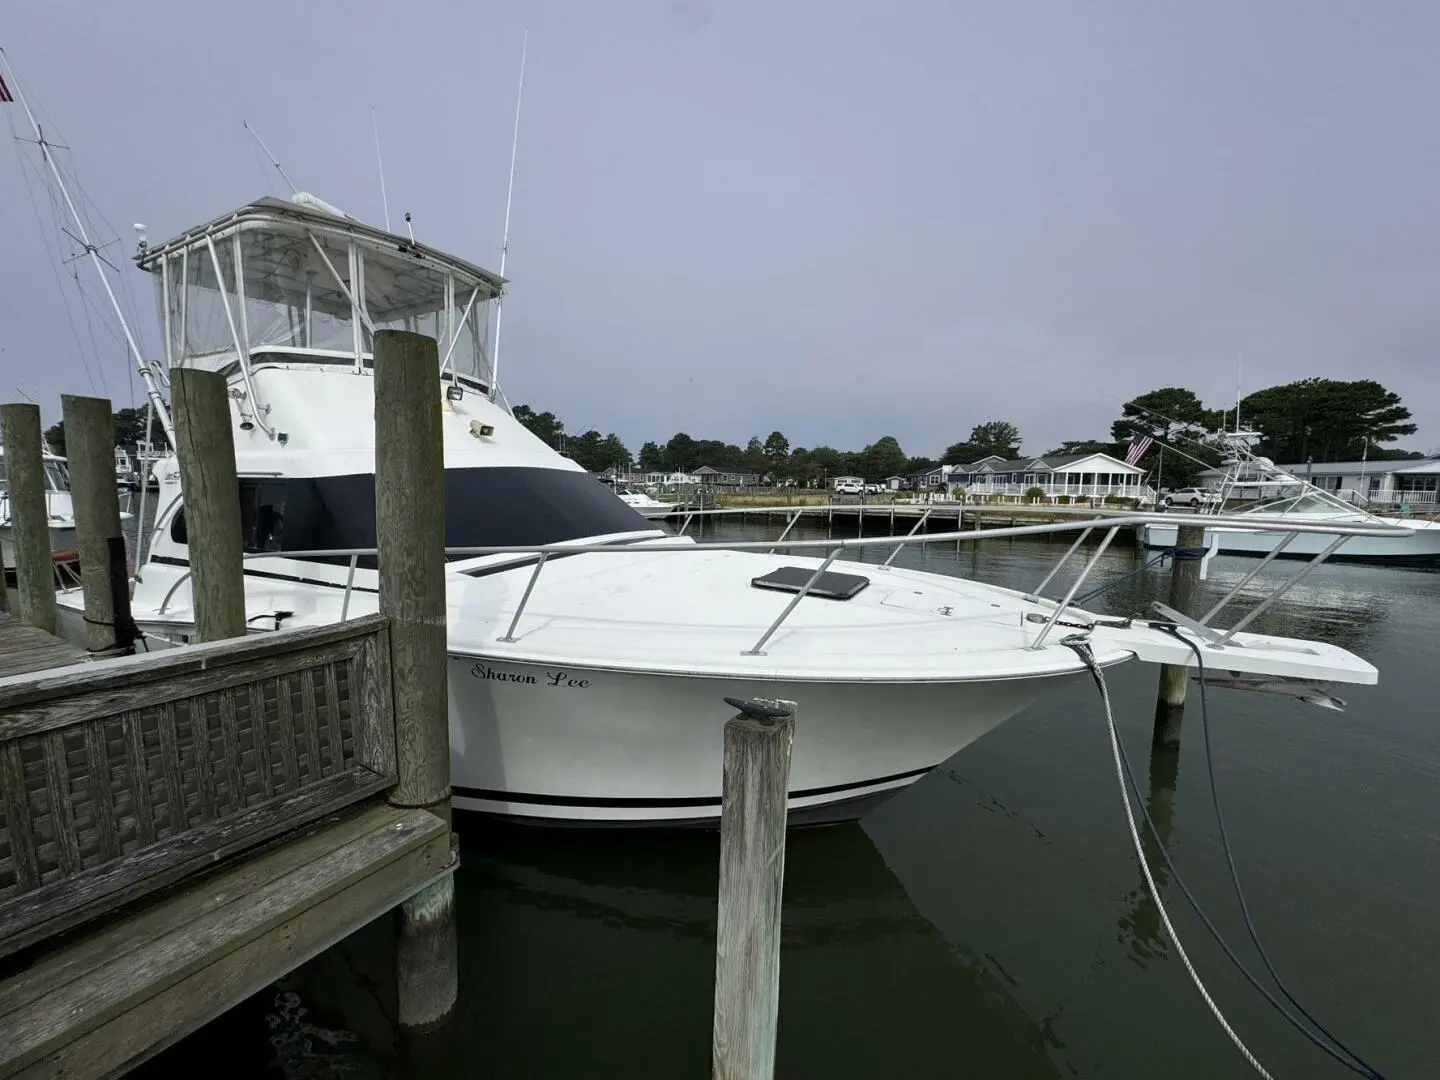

{"left": 0, "top": 612, "right": 85, "bottom": 678}
{"left": 688, "top": 500, "right": 1150, "bottom": 545}
{"left": 0, "top": 352, "right": 459, "bottom": 1078}
{"left": 0, "top": 615, "right": 454, "bottom": 1080}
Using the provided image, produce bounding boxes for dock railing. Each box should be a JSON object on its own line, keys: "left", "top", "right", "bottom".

{"left": 0, "top": 614, "right": 396, "bottom": 960}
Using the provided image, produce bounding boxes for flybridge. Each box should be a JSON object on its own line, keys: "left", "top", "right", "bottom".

{"left": 134, "top": 195, "right": 508, "bottom": 438}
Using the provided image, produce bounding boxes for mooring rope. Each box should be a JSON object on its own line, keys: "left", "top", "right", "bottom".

{"left": 1060, "top": 635, "right": 1388, "bottom": 1079}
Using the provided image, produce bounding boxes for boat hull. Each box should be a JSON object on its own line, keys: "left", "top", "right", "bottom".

{"left": 446, "top": 654, "right": 1083, "bottom": 825}
{"left": 1144, "top": 522, "right": 1440, "bottom": 565}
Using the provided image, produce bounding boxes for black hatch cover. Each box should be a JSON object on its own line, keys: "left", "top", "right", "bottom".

{"left": 751, "top": 565, "right": 870, "bottom": 600}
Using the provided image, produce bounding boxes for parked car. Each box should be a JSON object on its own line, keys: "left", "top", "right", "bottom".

{"left": 1163, "top": 487, "right": 1220, "bottom": 508}
{"left": 834, "top": 480, "right": 864, "bottom": 495}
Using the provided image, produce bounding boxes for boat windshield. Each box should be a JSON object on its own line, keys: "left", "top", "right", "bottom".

{"left": 147, "top": 201, "right": 502, "bottom": 388}
{"left": 1238, "top": 490, "right": 1370, "bottom": 518}
{"left": 168, "top": 466, "right": 659, "bottom": 567}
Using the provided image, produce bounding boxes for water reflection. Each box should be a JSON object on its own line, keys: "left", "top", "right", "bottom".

{"left": 266, "top": 820, "right": 1068, "bottom": 1079}
{"left": 1115, "top": 729, "right": 1183, "bottom": 964}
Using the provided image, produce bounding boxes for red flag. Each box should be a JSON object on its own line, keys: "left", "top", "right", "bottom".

{"left": 0, "top": 74, "right": 13, "bottom": 104}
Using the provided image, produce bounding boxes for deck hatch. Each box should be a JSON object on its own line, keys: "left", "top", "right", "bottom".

{"left": 750, "top": 566, "right": 870, "bottom": 600}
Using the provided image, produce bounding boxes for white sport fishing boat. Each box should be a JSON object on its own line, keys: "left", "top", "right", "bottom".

{"left": 612, "top": 484, "right": 678, "bottom": 520}
{"left": 1145, "top": 432, "right": 1440, "bottom": 565}
{"left": 0, "top": 446, "right": 77, "bottom": 571}
{"left": 27, "top": 191, "right": 1400, "bottom": 825}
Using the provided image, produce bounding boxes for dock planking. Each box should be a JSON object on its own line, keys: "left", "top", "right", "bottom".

{"left": 0, "top": 612, "right": 87, "bottom": 679}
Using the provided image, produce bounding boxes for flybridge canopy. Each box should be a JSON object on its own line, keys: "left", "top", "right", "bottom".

{"left": 136, "top": 196, "right": 506, "bottom": 395}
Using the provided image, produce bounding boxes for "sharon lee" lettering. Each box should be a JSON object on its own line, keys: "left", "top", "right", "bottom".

{"left": 470, "top": 662, "right": 590, "bottom": 689}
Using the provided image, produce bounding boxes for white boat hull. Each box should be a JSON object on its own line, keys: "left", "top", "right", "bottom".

{"left": 446, "top": 655, "right": 1082, "bottom": 824}
{"left": 1144, "top": 520, "right": 1440, "bottom": 564}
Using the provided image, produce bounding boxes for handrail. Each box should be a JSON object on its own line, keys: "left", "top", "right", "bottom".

{"left": 881, "top": 507, "right": 934, "bottom": 567}
{"left": 1198, "top": 531, "right": 1296, "bottom": 625}
{"left": 743, "top": 549, "right": 841, "bottom": 656}
{"left": 498, "top": 553, "right": 547, "bottom": 643}
{"left": 143, "top": 511, "right": 1409, "bottom": 649}
{"left": 1028, "top": 528, "right": 1092, "bottom": 598}
{"left": 1028, "top": 526, "right": 1120, "bottom": 650}
{"left": 766, "top": 511, "right": 801, "bottom": 555}
{"left": 340, "top": 553, "right": 359, "bottom": 620}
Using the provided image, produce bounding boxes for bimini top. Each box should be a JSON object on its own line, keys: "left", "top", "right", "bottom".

{"left": 135, "top": 195, "right": 506, "bottom": 296}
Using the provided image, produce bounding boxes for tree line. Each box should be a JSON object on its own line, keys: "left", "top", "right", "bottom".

{"left": 511, "top": 405, "right": 938, "bottom": 483}
{"left": 515, "top": 377, "right": 1423, "bottom": 488}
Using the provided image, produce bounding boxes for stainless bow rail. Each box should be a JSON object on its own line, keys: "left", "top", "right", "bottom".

{"left": 140, "top": 511, "right": 1411, "bottom": 656}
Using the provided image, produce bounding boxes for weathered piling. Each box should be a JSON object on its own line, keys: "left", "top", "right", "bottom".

{"left": 712, "top": 698, "right": 796, "bottom": 1080}
{"left": 171, "top": 369, "right": 246, "bottom": 642}
{"left": 1154, "top": 523, "right": 1207, "bottom": 743}
{"left": 61, "top": 394, "right": 135, "bottom": 655}
{"left": 1, "top": 403, "right": 58, "bottom": 632}
{"left": 373, "top": 329, "right": 456, "bottom": 1033}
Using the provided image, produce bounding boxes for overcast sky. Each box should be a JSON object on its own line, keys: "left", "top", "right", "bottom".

{"left": 3, "top": 1, "right": 1439, "bottom": 459}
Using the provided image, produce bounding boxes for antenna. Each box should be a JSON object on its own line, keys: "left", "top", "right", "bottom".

{"left": 1235, "top": 351, "right": 1243, "bottom": 432}
{"left": 372, "top": 108, "right": 392, "bottom": 232}
{"left": 490, "top": 27, "right": 529, "bottom": 400}
{"left": 242, "top": 120, "right": 299, "bottom": 195}
{"left": 404, "top": 210, "right": 415, "bottom": 243}
{"left": 0, "top": 47, "right": 175, "bottom": 446}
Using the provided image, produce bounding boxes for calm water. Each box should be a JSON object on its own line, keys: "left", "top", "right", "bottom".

{"left": 137, "top": 516, "right": 1439, "bottom": 1079}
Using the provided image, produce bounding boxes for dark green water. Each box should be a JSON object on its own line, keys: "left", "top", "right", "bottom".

{"left": 137, "top": 518, "right": 1439, "bottom": 1079}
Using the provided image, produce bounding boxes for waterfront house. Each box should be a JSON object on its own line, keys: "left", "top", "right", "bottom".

{"left": 945, "top": 452, "right": 1149, "bottom": 502}
{"left": 693, "top": 465, "right": 764, "bottom": 487}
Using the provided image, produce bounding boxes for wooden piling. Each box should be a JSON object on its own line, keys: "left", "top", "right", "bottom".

{"left": 1155, "top": 523, "right": 1207, "bottom": 743}
{"left": 712, "top": 699, "right": 795, "bottom": 1080}
{"left": 61, "top": 395, "right": 134, "bottom": 655}
{"left": 171, "top": 369, "right": 246, "bottom": 642}
{"left": 373, "top": 329, "right": 456, "bottom": 1033}
{"left": 1, "top": 404, "right": 58, "bottom": 633}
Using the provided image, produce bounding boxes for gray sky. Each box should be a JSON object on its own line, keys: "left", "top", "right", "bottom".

{"left": 4, "top": 0, "right": 1439, "bottom": 459}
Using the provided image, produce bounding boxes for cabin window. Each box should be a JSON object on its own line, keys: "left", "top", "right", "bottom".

{"left": 170, "top": 507, "right": 187, "bottom": 545}
{"left": 223, "top": 467, "right": 655, "bottom": 568}
{"left": 239, "top": 479, "right": 290, "bottom": 553}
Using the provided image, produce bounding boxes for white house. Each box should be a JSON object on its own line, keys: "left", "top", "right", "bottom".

{"left": 940, "top": 453, "right": 1149, "bottom": 502}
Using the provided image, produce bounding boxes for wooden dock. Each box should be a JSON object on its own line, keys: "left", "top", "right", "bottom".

{"left": 0, "top": 612, "right": 87, "bottom": 679}
{"left": 0, "top": 615, "right": 454, "bottom": 1079}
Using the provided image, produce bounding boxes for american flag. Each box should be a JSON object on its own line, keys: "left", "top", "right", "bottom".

{"left": 1124, "top": 434, "right": 1155, "bottom": 466}
{"left": 0, "top": 74, "right": 13, "bottom": 105}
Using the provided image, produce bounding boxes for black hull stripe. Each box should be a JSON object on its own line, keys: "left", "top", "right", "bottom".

{"left": 452, "top": 764, "right": 937, "bottom": 810}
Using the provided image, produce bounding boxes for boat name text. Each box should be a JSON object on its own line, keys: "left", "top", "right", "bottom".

{"left": 469, "top": 662, "right": 590, "bottom": 689}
